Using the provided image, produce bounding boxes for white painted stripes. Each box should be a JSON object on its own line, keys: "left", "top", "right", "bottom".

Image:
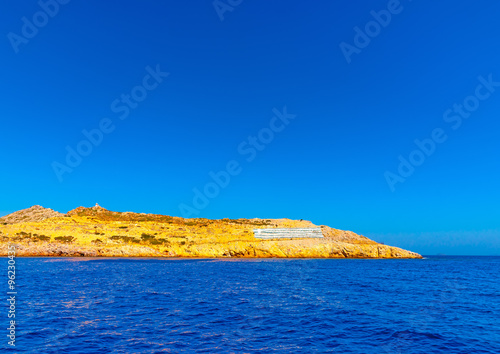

{"left": 253, "top": 228, "right": 323, "bottom": 239}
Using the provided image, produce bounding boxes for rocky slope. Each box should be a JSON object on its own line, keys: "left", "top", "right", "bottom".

{"left": 0, "top": 205, "right": 422, "bottom": 259}
{"left": 0, "top": 205, "right": 63, "bottom": 224}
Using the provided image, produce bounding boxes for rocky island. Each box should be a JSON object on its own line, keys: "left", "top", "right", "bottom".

{"left": 0, "top": 205, "right": 422, "bottom": 258}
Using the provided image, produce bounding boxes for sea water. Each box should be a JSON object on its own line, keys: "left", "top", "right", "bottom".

{"left": 6, "top": 256, "right": 500, "bottom": 353}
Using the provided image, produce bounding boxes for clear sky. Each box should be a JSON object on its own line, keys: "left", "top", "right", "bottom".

{"left": 1, "top": 0, "right": 499, "bottom": 255}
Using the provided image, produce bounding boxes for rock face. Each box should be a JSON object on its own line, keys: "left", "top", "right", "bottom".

{"left": 0, "top": 205, "right": 63, "bottom": 224}
{"left": 0, "top": 205, "right": 422, "bottom": 259}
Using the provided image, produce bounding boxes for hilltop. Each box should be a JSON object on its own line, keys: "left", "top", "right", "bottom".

{"left": 0, "top": 205, "right": 421, "bottom": 259}
{"left": 0, "top": 205, "right": 63, "bottom": 224}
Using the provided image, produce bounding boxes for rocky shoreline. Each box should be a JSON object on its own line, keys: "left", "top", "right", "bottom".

{"left": 0, "top": 240, "right": 421, "bottom": 259}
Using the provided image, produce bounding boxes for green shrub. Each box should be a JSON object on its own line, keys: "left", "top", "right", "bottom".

{"left": 110, "top": 235, "right": 140, "bottom": 243}
{"left": 141, "top": 233, "right": 155, "bottom": 241}
{"left": 55, "top": 236, "right": 74, "bottom": 243}
{"left": 33, "top": 234, "right": 50, "bottom": 242}
{"left": 149, "top": 238, "right": 169, "bottom": 245}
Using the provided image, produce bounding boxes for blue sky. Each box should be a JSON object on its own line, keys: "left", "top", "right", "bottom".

{"left": 1, "top": 0, "right": 499, "bottom": 255}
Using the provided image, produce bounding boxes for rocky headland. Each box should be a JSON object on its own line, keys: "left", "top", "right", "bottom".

{"left": 0, "top": 205, "right": 422, "bottom": 259}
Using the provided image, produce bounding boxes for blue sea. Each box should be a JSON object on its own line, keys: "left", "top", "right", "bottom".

{"left": 5, "top": 256, "right": 500, "bottom": 353}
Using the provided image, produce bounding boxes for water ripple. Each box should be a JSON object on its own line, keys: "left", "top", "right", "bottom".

{"left": 7, "top": 256, "right": 500, "bottom": 353}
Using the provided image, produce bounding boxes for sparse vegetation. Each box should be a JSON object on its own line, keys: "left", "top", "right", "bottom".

{"left": 147, "top": 238, "right": 169, "bottom": 245}
{"left": 141, "top": 233, "right": 155, "bottom": 240}
{"left": 35, "top": 235, "right": 50, "bottom": 242}
{"left": 111, "top": 235, "right": 140, "bottom": 243}
{"left": 54, "top": 236, "right": 74, "bottom": 243}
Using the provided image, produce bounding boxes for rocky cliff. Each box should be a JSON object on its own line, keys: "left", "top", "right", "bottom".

{"left": 0, "top": 205, "right": 422, "bottom": 259}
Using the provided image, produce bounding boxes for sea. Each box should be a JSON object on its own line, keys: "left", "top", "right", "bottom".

{"left": 5, "top": 256, "right": 500, "bottom": 353}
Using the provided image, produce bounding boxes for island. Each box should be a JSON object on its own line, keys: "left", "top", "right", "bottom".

{"left": 0, "top": 205, "right": 422, "bottom": 258}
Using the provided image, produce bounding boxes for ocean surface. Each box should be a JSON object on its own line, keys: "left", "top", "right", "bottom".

{"left": 6, "top": 256, "right": 500, "bottom": 353}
